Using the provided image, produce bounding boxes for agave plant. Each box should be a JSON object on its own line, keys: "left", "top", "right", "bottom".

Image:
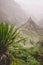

{"left": 0, "top": 22, "right": 25, "bottom": 65}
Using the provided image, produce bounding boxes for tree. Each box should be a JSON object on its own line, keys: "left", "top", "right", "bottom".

{"left": 0, "top": 22, "right": 25, "bottom": 65}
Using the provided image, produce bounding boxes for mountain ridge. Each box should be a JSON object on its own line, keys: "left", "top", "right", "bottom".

{"left": 20, "top": 17, "right": 43, "bottom": 36}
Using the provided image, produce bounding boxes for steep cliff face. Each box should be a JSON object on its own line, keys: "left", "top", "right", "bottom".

{"left": 38, "top": 19, "right": 43, "bottom": 28}
{"left": 0, "top": 0, "right": 28, "bottom": 26}
{"left": 20, "top": 17, "right": 43, "bottom": 36}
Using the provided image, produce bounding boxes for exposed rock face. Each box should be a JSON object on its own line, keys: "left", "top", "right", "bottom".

{"left": 39, "top": 19, "right": 43, "bottom": 28}
{"left": 20, "top": 17, "right": 43, "bottom": 36}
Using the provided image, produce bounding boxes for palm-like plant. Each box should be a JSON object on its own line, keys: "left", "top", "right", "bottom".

{"left": 0, "top": 22, "right": 25, "bottom": 65}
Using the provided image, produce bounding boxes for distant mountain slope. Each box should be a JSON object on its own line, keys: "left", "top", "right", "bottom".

{"left": 0, "top": 0, "right": 28, "bottom": 26}
{"left": 0, "top": 0, "right": 43, "bottom": 36}
{"left": 39, "top": 19, "right": 43, "bottom": 28}
{"left": 20, "top": 17, "right": 43, "bottom": 36}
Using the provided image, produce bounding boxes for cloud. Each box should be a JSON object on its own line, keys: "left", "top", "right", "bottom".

{"left": 14, "top": 0, "right": 43, "bottom": 19}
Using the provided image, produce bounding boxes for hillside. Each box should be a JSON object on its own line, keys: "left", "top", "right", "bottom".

{"left": 0, "top": 0, "right": 43, "bottom": 36}
{"left": 0, "top": 0, "right": 28, "bottom": 26}
{"left": 20, "top": 17, "right": 43, "bottom": 36}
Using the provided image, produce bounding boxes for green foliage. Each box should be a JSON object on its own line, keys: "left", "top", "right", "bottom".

{"left": 0, "top": 22, "right": 25, "bottom": 52}
{"left": 0, "top": 22, "right": 25, "bottom": 65}
{"left": 10, "top": 45, "right": 40, "bottom": 65}
{"left": 0, "top": 22, "right": 41, "bottom": 65}
{"left": 10, "top": 58, "right": 27, "bottom": 65}
{"left": 27, "top": 56, "right": 40, "bottom": 65}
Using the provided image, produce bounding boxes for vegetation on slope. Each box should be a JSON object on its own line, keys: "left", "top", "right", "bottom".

{"left": 0, "top": 22, "right": 43, "bottom": 65}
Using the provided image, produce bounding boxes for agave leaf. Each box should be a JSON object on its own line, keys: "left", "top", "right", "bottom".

{"left": 5, "top": 28, "right": 19, "bottom": 47}
{"left": 2, "top": 23, "right": 8, "bottom": 44}
{"left": 11, "top": 29, "right": 19, "bottom": 40}
{"left": 0, "top": 22, "right": 26, "bottom": 53}
{"left": 14, "top": 37, "right": 26, "bottom": 44}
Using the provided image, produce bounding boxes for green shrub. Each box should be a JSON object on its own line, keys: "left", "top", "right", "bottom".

{"left": 27, "top": 56, "right": 40, "bottom": 65}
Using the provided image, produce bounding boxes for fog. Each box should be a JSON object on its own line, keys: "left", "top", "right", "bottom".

{"left": 14, "top": 0, "right": 43, "bottom": 24}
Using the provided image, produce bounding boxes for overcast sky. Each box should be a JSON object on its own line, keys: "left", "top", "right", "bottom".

{"left": 14, "top": 0, "right": 43, "bottom": 21}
